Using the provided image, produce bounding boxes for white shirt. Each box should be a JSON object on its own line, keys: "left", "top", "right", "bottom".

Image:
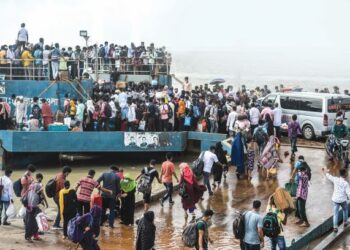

{"left": 272, "top": 108, "right": 282, "bottom": 126}
{"left": 43, "top": 50, "right": 50, "bottom": 65}
{"left": 203, "top": 151, "right": 219, "bottom": 173}
{"left": 326, "top": 173, "right": 350, "bottom": 203}
{"left": 18, "top": 28, "right": 28, "bottom": 42}
{"left": 0, "top": 175, "right": 13, "bottom": 201}
{"left": 249, "top": 107, "right": 261, "bottom": 125}
{"left": 227, "top": 111, "right": 237, "bottom": 131}
{"left": 127, "top": 104, "right": 136, "bottom": 122}
{"left": 109, "top": 101, "right": 117, "bottom": 119}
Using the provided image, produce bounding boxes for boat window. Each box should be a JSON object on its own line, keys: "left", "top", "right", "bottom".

{"left": 327, "top": 98, "right": 350, "bottom": 113}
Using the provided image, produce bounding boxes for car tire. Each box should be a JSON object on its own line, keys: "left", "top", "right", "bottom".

{"left": 302, "top": 124, "right": 315, "bottom": 140}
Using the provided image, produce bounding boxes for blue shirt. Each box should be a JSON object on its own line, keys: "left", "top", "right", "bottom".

{"left": 97, "top": 171, "right": 120, "bottom": 198}
{"left": 244, "top": 210, "right": 263, "bottom": 245}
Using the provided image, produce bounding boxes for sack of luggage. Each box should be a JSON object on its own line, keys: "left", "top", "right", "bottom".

{"left": 262, "top": 212, "right": 281, "bottom": 238}
{"left": 232, "top": 211, "right": 246, "bottom": 239}
{"left": 192, "top": 152, "right": 205, "bottom": 177}
{"left": 36, "top": 212, "right": 50, "bottom": 232}
{"left": 284, "top": 182, "right": 297, "bottom": 197}
{"left": 68, "top": 213, "right": 93, "bottom": 243}
{"left": 273, "top": 187, "right": 295, "bottom": 212}
{"left": 182, "top": 219, "right": 203, "bottom": 247}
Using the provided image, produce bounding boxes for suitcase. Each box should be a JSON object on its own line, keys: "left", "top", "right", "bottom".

{"left": 273, "top": 187, "right": 295, "bottom": 212}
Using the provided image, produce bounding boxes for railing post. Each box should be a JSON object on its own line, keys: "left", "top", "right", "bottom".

{"left": 78, "top": 60, "right": 80, "bottom": 79}
{"left": 9, "top": 62, "right": 12, "bottom": 80}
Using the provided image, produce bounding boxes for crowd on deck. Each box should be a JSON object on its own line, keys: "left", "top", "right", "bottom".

{"left": 0, "top": 23, "right": 172, "bottom": 80}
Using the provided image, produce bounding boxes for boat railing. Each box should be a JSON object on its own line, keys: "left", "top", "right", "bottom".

{"left": 0, "top": 57, "right": 171, "bottom": 81}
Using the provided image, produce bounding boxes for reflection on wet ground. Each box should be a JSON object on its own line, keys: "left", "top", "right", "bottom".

{"left": 0, "top": 146, "right": 343, "bottom": 249}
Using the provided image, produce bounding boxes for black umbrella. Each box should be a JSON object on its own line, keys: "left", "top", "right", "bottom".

{"left": 209, "top": 78, "right": 225, "bottom": 85}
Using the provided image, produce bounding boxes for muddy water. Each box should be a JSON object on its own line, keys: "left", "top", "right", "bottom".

{"left": 0, "top": 146, "right": 339, "bottom": 249}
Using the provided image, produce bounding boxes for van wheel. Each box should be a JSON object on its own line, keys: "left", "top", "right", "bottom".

{"left": 302, "top": 125, "right": 315, "bottom": 140}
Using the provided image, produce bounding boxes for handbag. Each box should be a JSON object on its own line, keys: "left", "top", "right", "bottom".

{"left": 138, "top": 120, "right": 146, "bottom": 131}
{"left": 284, "top": 182, "right": 297, "bottom": 197}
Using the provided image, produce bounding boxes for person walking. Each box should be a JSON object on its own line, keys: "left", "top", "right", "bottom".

{"left": 196, "top": 209, "right": 214, "bottom": 250}
{"left": 136, "top": 211, "right": 156, "bottom": 250}
{"left": 0, "top": 169, "right": 13, "bottom": 226}
{"left": 295, "top": 166, "right": 310, "bottom": 227}
{"left": 120, "top": 173, "right": 137, "bottom": 226}
{"left": 59, "top": 180, "right": 78, "bottom": 239}
{"left": 213, "top": 142, "right": 228, "bottom": 185}
{"left": 179, "top": 163, "right": 205, "bottom": 222}
{"left": 52, "top": 166, "right": 72, "bottom": 229}
{"left": 97, "top": 166, "right": 120, "bottom": 228}
{"left": 288, "top": 114, "right": 302, "bottom": 161}
{"left": 272, "top": 103, "right": 282, "bottom": 140}
{"left": 21, "top": 164, "right": 36, "bottom": 198}
{"left": 202, "top": 146, "right": 223, "bottom": 196}
{"left": 322, "top": 167, "right": 350, "bottom": 233}
{"left": 242, "top": 200, "right": 264, "bottom": 250}
{"left": 160, "top": 153, "right": 179, "bottom": 207}
{"left": 266, "top": 196, "right": 287, "bottom": 250}
{"left": 136, "top": 159, "right": 161, "bottom": 212}
{"left": 75, "top": 169, "right": 112, "bottom": 215}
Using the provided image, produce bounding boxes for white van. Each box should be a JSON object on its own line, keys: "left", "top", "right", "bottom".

{"left": 261, "top": 92, "right": 350, "bottom": 139}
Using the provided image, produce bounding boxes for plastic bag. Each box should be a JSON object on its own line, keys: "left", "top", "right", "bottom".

{"left": 6, "top": 203, "right": 16, "bottom": 219}
{"left": 17, "top": 206, "right": 26, "bottom": 218}
{"left": 64, "top": 117, "right": 71, "bottom": 128}
{"left": 36, "top": 212, "right": 50, "bottom": 232}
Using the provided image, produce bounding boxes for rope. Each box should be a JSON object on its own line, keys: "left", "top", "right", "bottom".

{"left": 37, "top": 80, "right": 58, "bottom": 98}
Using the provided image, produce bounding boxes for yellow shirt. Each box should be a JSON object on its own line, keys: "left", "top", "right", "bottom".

{"left": 0, "top": 50, "right": 7, "bottom": 65}
{"left": 59, "top": 188, "right": 70, "bottom": 221}
{"left": 21, "top": 50, "right": 33, "bottom": 67}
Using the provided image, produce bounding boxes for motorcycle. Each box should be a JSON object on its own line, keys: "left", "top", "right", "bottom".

{"left": 325, "top": 135, "right": 349, "bottom": 168}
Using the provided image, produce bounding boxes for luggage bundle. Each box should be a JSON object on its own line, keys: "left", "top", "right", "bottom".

{"left": 272, "top": 187, "right": 295, "bottom": 213}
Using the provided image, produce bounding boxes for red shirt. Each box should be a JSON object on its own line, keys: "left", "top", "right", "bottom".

{"left": 55, "top": 172, "right": 66, "bottom": 200}
{"left": 77, "top": 176, "right": 100, "bottom": 202}
{"left": 161, "top": 160, "right": 175, "bottom": 183}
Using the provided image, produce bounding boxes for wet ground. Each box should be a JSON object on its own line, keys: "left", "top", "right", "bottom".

{"left": 0, "top": 146, "right": 344, "bottom": 250}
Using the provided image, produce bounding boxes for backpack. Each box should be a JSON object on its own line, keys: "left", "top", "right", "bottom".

{"left": 262, "top": 212, "right": 281, "bottom": 238}
{"left": 32, "top": 104, "right": 41, "bottom": 119}
{"left": 105, "top": 103, "right": 112, "bottom": 118}
{"left": 45, "top": 178, "right": 57, "bottom": 198}
{"left": 232, "top": 211, "right": 246, "bottom": 239}
{"left": 13, "top": 177, "right": 24, "bottom": 197}
{"left": 137, "top": 167, "right": 156, "bottom": 193}
{"left": 193, "top": 105, "right": 201, "bottom": 118}
{"left": 182, "top": 219, "right": 204, "bottom": 247}
{"left": 192, "top": 152, "right": 205, "bottom": 177}
{"left": 178, "top": 180, "right": 188, "bottom": 198}
{"left": 300, "top": 161, "right": 312, "bottom": 181}
{"left": 98, "top": 47, "right": 106, "bottom": 58}
{"left": 68, "top": 213, "right": 93, "bottom": 243}
{"left": 254, "top": 127, "right": 266, "bottom": 145}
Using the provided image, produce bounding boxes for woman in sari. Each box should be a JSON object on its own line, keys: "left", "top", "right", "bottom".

{"left": 231, "top": 131, "right": 246, "bottom": 179}
{"left": 24, "top": 182, "right": 43, "bottom": 242}
{"left": 120, "top": 173, "right": 136, "bottom": 226}
{"left": 179, "top": 163, "right": 205, "bottom": 222}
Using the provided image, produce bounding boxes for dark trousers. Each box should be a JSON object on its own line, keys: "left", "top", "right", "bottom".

{"left": 160, "top": 119, "right": 168, "bottom": 131}
{"left": 203, "top": 172, "right": 212, "bottom": 194}
{"left": 290, "top": 137, "right": 298, "bottom": 155}
{"left": 0, "top": 201, "right": 10, "bottom": 223}
{"left": 99, "top": 117, "right": 110, "bottom": 131}
{"left": 162, "top": 183, "right": 173, "bottom": 203}
{"left": 102, "top": 197, "right": 116, "bottom": 227}
{"left": 296, "top": 197, "right": 308, "bottom": 223}
{"left": 274, "top": 126, "right": 281, "bottom": 139}
{"left": 250, "top": 124, "right": 258, "bottom": 135}
{"left": 270, "top": 236, "right": 286, "bottom": 250}
{"left": 147, "top": 117, "right": 156, "bottom": 131}
{"left": 53, "top": 198, "right": 60, "bottom": 227}
{"left": 78, "top": 200, "right": 91, "bottom": 215}
{"left": 127, "top": 121, "right": 136, "bottom": 132}
{"left": 63, "top": 212, "right": 75, "bottom": 236}
{"left": 244, "top": 242, "right": 261, "bottom": 250}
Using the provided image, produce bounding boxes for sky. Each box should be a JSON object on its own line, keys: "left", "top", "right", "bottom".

{"left": 2, "top": 0, "right": 350, "bottom": 80}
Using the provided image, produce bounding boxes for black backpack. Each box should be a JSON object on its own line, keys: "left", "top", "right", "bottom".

{"left": 45, "top": 178, "right": 57, "bottom": 198}
{"left": 254, "top": 127, "right": 267, "bottom": 145}
{"left": 262, "top": 212, "right": 281, "bottom": 238}
{"left": 192, "top": 152, "right": 205, "bottom": 177}
{"left": 32, "top": 104, "right": 41, "bottom": 119}
{"left": 105, "top": 103, "right": 112, "bottom": 118}
{"left": 233, "top": 211, "right": 246, "bottom": 239}
{"left": 13, "top": 176, "right": 26, "bottom": 197}
{"left": 167, "top": 104, "right": 173, "bottom": 119}
{"left": 300, "top": 161, "right": 312, "bottom": 181}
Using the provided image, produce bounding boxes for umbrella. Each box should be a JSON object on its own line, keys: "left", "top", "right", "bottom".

{"left": 209, "top": 78, "right": 225, "bottom": 85}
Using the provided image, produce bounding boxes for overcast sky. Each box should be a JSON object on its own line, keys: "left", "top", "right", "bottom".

{"left": 2, "top": 0, "right": 350, "bottom": 52}
{"left": 2, "top": 0, "right": 350, "bottom": 80}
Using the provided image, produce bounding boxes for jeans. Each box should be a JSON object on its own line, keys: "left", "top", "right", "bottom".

{"left": 53, "top": 198, "right": 61, "bottom": 227}
{"left": 162, "top": 183, "right": 173, "bottom": 203}
{"left": 203, "top": 172, "right": 212, "bottom": 194}
{"left": 0, "top": 200, "right": 10, "bottom": 223}
{"left": 290, "top": 137, "right": 298, "bottom": 154}
{"left": 210, "top": 120, "right": 218, "bottom": 133}
{"left": 244, "top": 242, "right": 261, "bottom": 250}
{"left": 51, "top": 61, "right": 59, "bottom": 80}
{"left": 270, "top": 236, "right": 286, "bottom": 250}
{"left": 102, "top": 197, "right": 116, "bottom": 227}
{"left": 333, "top": 201, "right": 348, "bottom": 228}
{"left": 296, "top": 198, "right": 308, "bottom": 223}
